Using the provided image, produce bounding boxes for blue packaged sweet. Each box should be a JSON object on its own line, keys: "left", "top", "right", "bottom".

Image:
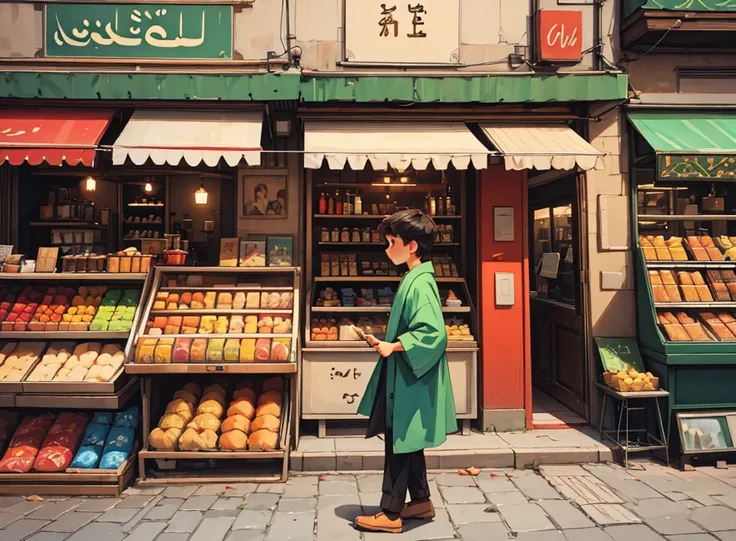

{"left": 113, "top": 406, "right": 140, "bottom": 429}
{"left": 91, "top": 412, "right": 113, "bottom": 425}
{"left": 99, "top": 451, "right": 128, "bottom": 470}
{"left": 81, "top": 424, "right": 111, "bottom": 448}
{"left": 71, "top": 446, "right": 102, "bottom": 469}
{"left": 103, "top": 427, "right": 134, "bottom": 455}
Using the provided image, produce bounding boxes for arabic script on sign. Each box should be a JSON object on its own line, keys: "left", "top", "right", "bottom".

{"left": 45, "top": 4, "right": 232, "bottom": 59}
{"left": 54, "top": 8, "right": 205, "bottom": 49}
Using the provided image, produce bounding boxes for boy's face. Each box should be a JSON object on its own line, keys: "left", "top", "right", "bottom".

{"left": 384, "top": 234, "right": 418, "bottom": 266}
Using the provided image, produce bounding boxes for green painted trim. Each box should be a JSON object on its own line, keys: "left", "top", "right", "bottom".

{"left": 0, "top": 72, "right": 302, "bottom": 101}
{"left": 0, "top": 71, "right": 628, "bottom": 104}
{"left": 299, "top": 74, "right": 629, "bottom": 104}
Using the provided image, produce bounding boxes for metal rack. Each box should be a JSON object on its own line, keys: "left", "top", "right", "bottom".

{"left": 125, "top": 266, "right": 301, "bottom": 484}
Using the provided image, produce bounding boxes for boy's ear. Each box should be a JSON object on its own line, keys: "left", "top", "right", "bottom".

{"left": 408, "top": 240, "right": 419, "bottom": 255}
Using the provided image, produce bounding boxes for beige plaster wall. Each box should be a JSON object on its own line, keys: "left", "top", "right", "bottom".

{"left": 586, "top": 105, "right": 635, "bottom": 338}
{"left": 0, "top": 0, "right": 611, "bottom": 73}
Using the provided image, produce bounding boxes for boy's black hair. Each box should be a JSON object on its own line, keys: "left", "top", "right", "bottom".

{"left": 378, "top": 209, "right": 438, "bottom": 257}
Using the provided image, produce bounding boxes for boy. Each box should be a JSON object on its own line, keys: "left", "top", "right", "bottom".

{"left": 354, "top": 209, "right": 457, "bottom": 534}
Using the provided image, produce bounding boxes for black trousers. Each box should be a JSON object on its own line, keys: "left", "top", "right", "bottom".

{"left": 380, "top": 427, "right": 430, "bottom": 514}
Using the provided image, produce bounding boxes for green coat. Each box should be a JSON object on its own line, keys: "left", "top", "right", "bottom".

{"left": 357, "top": 261, "right": 458, "bottom": 454}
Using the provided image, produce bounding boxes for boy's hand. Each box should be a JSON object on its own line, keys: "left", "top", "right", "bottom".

{"left": 364, "top": 334, "right": 380, "bottom": 347}
{"left": 374, "top": 340, "right": 398, "bottom": 358}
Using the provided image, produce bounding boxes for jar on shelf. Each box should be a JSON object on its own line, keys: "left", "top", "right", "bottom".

{"left": 340, "top": 227, "right": 351, "bottom": 243}
{"left": 351, "top": 229, "right": 361, "bottom": 243}
{"left": 361, "top": 227, "right": 371, "bottom": 243}
{"left": 371, "top": 230, "right": 381, "bottom": 244}
{"left": 61, "top": 255, "right": 75, "bottom": 273}
{"left": 320, "top": 227, "right": 330, "bottom": 243}
{"left": 330, "top": 228, "right": 340, "bottom": 242}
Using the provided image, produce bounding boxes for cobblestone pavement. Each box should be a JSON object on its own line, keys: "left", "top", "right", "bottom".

{"left": 1, "top": 461, "right": 736, "bottom": 541}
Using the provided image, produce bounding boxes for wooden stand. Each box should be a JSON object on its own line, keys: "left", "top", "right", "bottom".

{"left": 0, "top": 271, "right": 150, "bottom": 496}
{"left": 126, "top": 266, "right": 301, "bottom": 484}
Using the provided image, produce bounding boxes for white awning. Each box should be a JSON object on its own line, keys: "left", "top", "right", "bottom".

{"left": 304, "top": 121, "right": 488, "bottom": 171}
{"left": 480, "top": 124, "right": 604, "bottom": 172}
{"left": 112, "top": 110, "right": 262, "bottom": 167}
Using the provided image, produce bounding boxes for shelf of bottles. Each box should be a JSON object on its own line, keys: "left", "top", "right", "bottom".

{"left": 302, "top": 169, "right": 477, "bottom": 426}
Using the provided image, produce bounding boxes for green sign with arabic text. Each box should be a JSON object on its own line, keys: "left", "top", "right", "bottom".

{"left": 45, "top": 4, "right": 232, "bottom": 59}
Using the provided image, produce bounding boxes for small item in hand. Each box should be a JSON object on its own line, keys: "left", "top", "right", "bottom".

{"left": 351, "top": 325, "right": 372, "bottom": 346}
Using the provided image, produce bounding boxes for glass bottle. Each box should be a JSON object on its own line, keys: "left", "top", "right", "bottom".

{"left": 354, "top": 191, "right": 363, "bottom": 215}
{"left": 446, "top": 186, "right": 454, "bottom": 216}
{"left": 318, "top": 192, "right": 327, "bottom": 214}
{"left": 327, "top": 192, "right": 334, "bottom": 215}
{"left": 429, "top": 194, "right": 436, "bottom": 216}
{"left": 336, "top": 190, "right": 343, "bottom": 215}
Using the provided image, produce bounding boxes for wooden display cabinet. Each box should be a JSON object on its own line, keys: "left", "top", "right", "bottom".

{"left": 302, "top": 169, "right": 478, "bottom": 436}
{"left": 125, "top": 266, "right": 301, "bottom": 483}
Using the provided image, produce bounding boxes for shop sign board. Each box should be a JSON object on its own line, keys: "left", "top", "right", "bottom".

{"left": 45, "top": 4, "right": 233, "bottom": 59}
{"left": 344, "top": 0, "right": 460, "bottom": 64}
{"left": 536, "top": 9, "right": 583, "bottom": 63}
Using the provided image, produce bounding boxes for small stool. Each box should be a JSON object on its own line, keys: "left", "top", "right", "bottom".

{"left": 595, "top": 382, "right": 670, "bottom": 468}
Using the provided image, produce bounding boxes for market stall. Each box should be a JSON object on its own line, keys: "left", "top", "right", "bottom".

{"left": 125, "top": 266, "right": 299, "bottom": 483}
{"left": 301, "top": 120, "right": 486, "bottom": 436}
{"left": 0, "top": 270, "right": 151, "bottom": 494}
{"left": 629, "top": 110, "right": 736, "bottom": 460}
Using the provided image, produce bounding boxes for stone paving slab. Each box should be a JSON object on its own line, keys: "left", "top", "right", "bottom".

{"left": 3, "top": 461, "right": 736, "bottom": 541}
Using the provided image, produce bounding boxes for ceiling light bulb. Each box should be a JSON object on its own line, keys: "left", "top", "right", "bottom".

{"left": 383, "top": 176, "right": 392, "bottom": 184}
{"left": 84, "top": 177, "right": 96, "bottom": 191}
{"left": 144, "top": 182, "right": 153, "bottom": 193}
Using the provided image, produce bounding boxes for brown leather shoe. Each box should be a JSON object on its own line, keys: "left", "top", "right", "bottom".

{"left": 401, "top": 499, "right": 435, "bottom": 519}
{"left": 354, "top": 512, "right": 403, "bottom": 533}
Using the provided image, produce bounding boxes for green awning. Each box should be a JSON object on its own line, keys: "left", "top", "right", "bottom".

{"left": 0, "top": 72, "right": 628, "bottom": 104}
{"left": 628, "top": 111, "right": 736, "bottom": 180}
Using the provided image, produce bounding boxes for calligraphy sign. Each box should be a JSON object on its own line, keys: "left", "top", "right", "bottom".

{"left": 535, "top": 10, "right": 583, "bottom": 63}
{"left": 45, "top": 4, "right": 232, "bottom": 59}
{"left": 344, "top": 0, "right": 460, "bottom": 64}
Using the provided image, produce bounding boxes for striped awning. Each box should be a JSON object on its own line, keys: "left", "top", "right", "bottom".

{"left": 480, "top": 124, "right": 604, "bottom": 171}
{"left": 304, "top": 121, "right": 488, "bottom": 171}
{"left": 112, "top": 110, "right": 263, "bottom": 167}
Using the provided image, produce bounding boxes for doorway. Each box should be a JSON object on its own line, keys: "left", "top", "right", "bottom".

{"left": 528, "top": 174, "right": 589, "bottom": 420}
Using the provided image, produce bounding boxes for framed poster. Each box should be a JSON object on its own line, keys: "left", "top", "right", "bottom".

{"left": 494, "top": 207, "right": 515, "bottom": 242}
{"left": 267, "top": 236, "right": 293, "bottom": 267}
{"left": 239, "top": 239, "right": 267, "bottom": 267}
{"left": 241, "top": 169, "right": 288, "bottom": 219}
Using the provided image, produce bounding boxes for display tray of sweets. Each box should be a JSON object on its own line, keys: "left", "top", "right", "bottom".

{"left": 134, "top": 336, "right": 293, "bottom": 364}
{"left": 150, "top": 289, "right": 293, "bottom": 313}
{"left": 0, "top": 408, "right": 138, "bottom": 480}
{"left": 0, "top": 285, "right": 140, "bottom": 334}
{"left": 649, "top": 269, "right": 736, "bottom": 305}
{"left": 602, "top": 368, "right": 660, "bottom": 392}
{"left": 147, "top": 378, "right": 286, "bottom": 454}
{"left": 144, "top": 314, "right": 293, "bottom": 336}
{"left": 0, "top": 340, "right": 129, "bottom": 394}
{"left": 640, "top": 235, "right": 726, "bottom": 262}
{"left": 654, "top": 310, "right": 736, "bottom": 342}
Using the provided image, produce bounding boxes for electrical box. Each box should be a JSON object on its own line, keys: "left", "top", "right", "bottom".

{"left": 495, "top": 272, "right": 515, "bottom": 306}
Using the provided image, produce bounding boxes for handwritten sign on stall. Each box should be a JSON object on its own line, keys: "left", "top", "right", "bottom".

{"left": 45, "top": 4, "right": 233, "bottom": 59}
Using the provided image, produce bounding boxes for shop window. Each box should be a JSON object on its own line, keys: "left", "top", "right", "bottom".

{"left": 530, "top": 200, "right": 579, "bottom": 308}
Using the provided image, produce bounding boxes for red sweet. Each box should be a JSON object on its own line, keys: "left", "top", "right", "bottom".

{"left": 11, "top": 304, "right": 24, "bottom": 314}
{"left": 50, "top": 314, "right": 62, "bottom": 323}
{"left": 0, "top": 302, "right": 9, "bottom": 310}
{"left": 42, "top": 295, "right": 53, "bottom": 305}
{"left": 53, "top": 296, "right": 68, "bottom": 305}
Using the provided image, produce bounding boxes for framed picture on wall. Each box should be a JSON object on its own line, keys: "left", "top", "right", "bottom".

{"left": 241, "top": 169, "right": 288, "bottom": 219}
{"left": 267, "top": 236, "right": 293, "bottom": 267}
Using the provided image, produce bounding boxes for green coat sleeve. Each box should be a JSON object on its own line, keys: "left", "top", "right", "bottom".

{"left": 396, "top": 278, "right": 447, "bottom": 380}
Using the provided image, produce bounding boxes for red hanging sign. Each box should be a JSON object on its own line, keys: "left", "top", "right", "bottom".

{"left": 536, "top": 10, "right": 583, "bottom": 63}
